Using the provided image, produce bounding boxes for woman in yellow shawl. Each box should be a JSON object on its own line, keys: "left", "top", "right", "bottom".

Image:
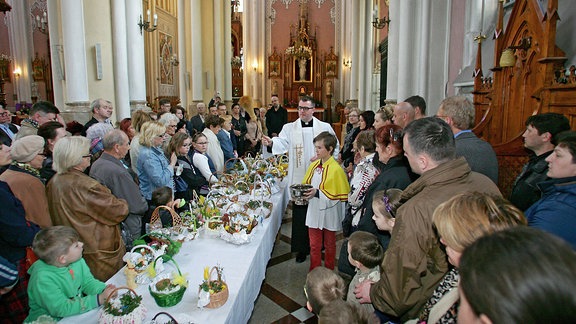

{"left": 302, "top": 132, "right": 350, "bottom": 271}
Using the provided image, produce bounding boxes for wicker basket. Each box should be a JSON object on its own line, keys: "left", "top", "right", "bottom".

{"left": 128, "top": 244, "right": 157, "bottom": 273}
{"left": 151, "top": 311, "right": 178, "bottom": 324}
{"left": 99, "top": 286, "right": 146, "bottom": 324}
{"left": 149, "top": 255, "right": 187, "bottom": 308}
{"left": 199, "top": 266, "right": 229, "bottom": 309}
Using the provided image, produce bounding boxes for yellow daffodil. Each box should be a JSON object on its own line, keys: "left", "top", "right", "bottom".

{"left": 173, "top": 272, "right": 188, "bottom": 287}
{"left": 203, "top": 266, "right": 210, "bottom": 281}
{"left": 146, "top": 264, "right": 156, "bottom": 278}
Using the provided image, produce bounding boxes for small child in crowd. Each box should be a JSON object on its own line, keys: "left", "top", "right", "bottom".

{"left": 346, "top": 231, "right": 384, "bottom": 312}
{"left": 304, "top": 266, "right": 346, "bottom": 315}
{"left": 371, "top": 188, "right": 403, "bottom": 232}
{"left": 144, "top": 186, "right": 186, "bottom": 232}
{"left": 25, "top": 226, "right": 115, "bottom": 322}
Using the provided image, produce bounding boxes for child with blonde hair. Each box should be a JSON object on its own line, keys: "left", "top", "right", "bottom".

{"left": 304, "top": 267, "right": 345, "bottom": 315}
{"left": 26, "top": 226, "right": 116, "bottom": 322}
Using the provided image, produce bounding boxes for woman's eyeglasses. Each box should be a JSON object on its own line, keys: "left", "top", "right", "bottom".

{"left": 195, "top": 141, "right": 208, "bottom": 145}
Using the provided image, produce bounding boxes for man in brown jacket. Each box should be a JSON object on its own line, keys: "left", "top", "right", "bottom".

{"left": 354, "top": 117, "right": 500, "bottom": 321}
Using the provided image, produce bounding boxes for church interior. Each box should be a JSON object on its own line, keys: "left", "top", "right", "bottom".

{"left": 1, "top": 0, "right": 576, "bottom": 322}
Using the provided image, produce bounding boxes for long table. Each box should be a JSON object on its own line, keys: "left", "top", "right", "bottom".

{"left": 60, "top": 183, "right": 289, "bottom": 324}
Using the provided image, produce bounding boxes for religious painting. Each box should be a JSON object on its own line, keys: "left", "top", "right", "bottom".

{"left": 324, "top": 47, "right": 339, "bottom": 79}
{"left": 159, "top": 32, "right": 174, "bottom": 85}
{"left": 293, "top": 56, "right": 313, "bottom": 83}
{"left": 32, "top": 54, "right": 45, "bottom": 81}
{"left": 268, "top": 48, "right": 282, "bottom": 79}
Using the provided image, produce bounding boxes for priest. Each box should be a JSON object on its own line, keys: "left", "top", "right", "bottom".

{"left": 262, "top": 95, "right": 339, "bottom": 263}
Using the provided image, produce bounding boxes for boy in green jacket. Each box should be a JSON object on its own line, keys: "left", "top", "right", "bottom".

{"left": 25, "top": 226, "right": 116, "bottom": 322}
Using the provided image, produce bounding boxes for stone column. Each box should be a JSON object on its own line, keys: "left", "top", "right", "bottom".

{"left": 47, "top": 0, "right": 65, "bottom": 109}
{"left": 111, "top": 0, "right": 130, "bottom": 120}
{"left": 7, "top": 0, "right": 33, "bottom": 104}
{"left": 177, "top": 0, "right": 188, "bottom": 109}
{"left": 60, "top": 0, "right": 90, "bottom": 122}
{"left": 125, "top": 0, "right": 148, "bottom": 112}
{"left": 190, "top": 0, "right": 204, "bottom": 106}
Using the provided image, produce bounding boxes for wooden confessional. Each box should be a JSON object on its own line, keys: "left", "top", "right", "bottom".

{"left": 472, "top": 0, "right": 576, "bottom": 196}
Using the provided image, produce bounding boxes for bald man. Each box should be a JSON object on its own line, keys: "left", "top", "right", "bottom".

{"left": 392, "top": 102, "right": 415, "bottom": 128}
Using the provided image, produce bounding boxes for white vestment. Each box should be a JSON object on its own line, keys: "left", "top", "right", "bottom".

{"left": 271, "top": 117, "right": 339, "bottom": 186}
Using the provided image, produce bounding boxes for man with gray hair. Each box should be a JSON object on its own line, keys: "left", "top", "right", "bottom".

{"left": 90, "top": 129, "right": 148, "bottom": 249}
{"left": 436, "top": 96, "right": 498, "bottom": 184}
{"left": 190, "top": 102, "right": 207, "bottom": 133}
{"left": 354, "top": 117, "right": 500, "bottom": 322}
{"left": 82, "top": 98, "right": 113, "bottom": 136}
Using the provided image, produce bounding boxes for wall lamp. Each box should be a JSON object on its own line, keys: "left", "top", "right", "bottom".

{"left": 343, "top": 59, "right": 351, "bottom": 68}
{"left": 372, "top": 7, "right": 390, "bottom": 29}
{"left": 13, "top": 67, "right": 21, "bottom": 78}
{"left": 138, "top": 10, "right": 157, "bottom": 34}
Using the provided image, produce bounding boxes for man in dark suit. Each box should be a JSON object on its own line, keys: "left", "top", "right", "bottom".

{"left": 265, "top": 94, "right": 288, "bottom": 137}
{"left": 0, "top": 105, "right": 18, "bottom": 146}
{"left": 436, "top": 96, "right": 499, "bottom": 184}
{"left": 190, "top": 102, "right": 207, "bottom": 133}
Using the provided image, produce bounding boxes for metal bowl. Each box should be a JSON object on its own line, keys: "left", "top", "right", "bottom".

{"left": 289, "top": 184, "right": 313, "bottom": 205}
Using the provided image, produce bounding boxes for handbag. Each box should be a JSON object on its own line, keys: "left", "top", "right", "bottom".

{"left": 342, "top": 204, "right": 356, "bottom": 237}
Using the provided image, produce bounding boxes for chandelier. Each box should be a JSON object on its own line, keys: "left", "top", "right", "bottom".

{"left": 285, "top": 43, "right": 312, "bottom": 60}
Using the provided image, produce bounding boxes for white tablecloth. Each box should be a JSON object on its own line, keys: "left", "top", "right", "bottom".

{"left": 60, "top": 183, "right": 289, "bottom": 324}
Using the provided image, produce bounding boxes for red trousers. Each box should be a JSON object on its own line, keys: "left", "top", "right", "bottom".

{"left": 308, "top": 227, "right": 336, "bottom": 271}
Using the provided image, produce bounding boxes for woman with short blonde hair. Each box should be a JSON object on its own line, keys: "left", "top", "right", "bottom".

{"left": 137, "top": 121, "right": 177, "bottom": 201}
{"left": 47, "top": 136, "right": 128, "bottom": 281}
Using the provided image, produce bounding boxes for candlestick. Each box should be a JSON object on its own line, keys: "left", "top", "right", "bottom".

{"left": 153, "top": 13, "right": 158, "bottom": 26}
{"left": 147, "top": 9, "right": 151, "bottom": 22}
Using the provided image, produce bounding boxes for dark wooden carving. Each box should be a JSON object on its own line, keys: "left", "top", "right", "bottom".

{"left": 472, "top": 0, "right": 576, "bottom": 195}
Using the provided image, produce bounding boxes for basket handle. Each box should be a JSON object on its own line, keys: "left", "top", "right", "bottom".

{"left": 152, "top": 312, "right": 179, "bottom": 323}
{"left": 104, "top": 286, "right": 139, "bottom": 306}
{"left": 150, "top": 205, "right": 183, "bottom": 228}
{"left": 209, "top": 266, "right": 223, "bottom": 283}
{"left": 153, "top": 254, "right": 182, "bottom": 276}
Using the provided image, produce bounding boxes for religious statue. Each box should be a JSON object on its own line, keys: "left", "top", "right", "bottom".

{"left": 298, "top": 58, "right": 308, "bottom": 81}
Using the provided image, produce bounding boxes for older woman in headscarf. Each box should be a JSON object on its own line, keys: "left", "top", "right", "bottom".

{"left": 86, "top": 122, "right": 114, "bottom": 164}
{"left": 137, "top": 121, "right": 177, "bottom": 202}
{"left": 0, "top": 135, "right": 51, "bottom": 228}
{"left": 47, "top": 136, "right": 128, "bottom": 281}
{"left": 0, "top": 143, "right": 41, "bottom": 323}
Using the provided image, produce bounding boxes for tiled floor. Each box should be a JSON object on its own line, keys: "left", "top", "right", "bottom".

{"left": 248, "top": 205, "right": 347, "bottom": 324}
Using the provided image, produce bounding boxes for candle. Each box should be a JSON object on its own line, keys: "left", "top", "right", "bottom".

{"left": 36, "top": 15, "right": 41, "bottom": 25}
{"left": 43, "top": 11, "right": 47, "bottom": 18}
{"left": 147, "top": 9, "right": 151, "bottom": 22}
{"left": 153, "top": 13, "right": 158, "bottom": 26}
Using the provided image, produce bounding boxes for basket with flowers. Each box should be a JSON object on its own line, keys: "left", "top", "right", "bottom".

{"left": 198, "top": 266, "right": 228, "bottom": 309}
{"left": 148, "top": 255, "right": 188, "bottom": 307}
{"left": 98, "top": 287, "right": 146, "bottom": 324}
{"left": 219, "top": 209, "right": 258, "bottom": 245}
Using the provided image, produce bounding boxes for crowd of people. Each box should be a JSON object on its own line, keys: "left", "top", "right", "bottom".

{"left": 0, "top": 93, "right": 575, "bottom": 323}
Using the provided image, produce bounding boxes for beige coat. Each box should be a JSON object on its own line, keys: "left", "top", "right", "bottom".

{"left": 47, "top": 169, "right": 128, "bottom": 281}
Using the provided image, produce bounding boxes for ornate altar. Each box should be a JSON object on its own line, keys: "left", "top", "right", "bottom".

{"left": 472, "top": 0, "right": 576, "bottom": 196}
{"left": 282, "top": 3, "right": 324, "bottom": 108}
